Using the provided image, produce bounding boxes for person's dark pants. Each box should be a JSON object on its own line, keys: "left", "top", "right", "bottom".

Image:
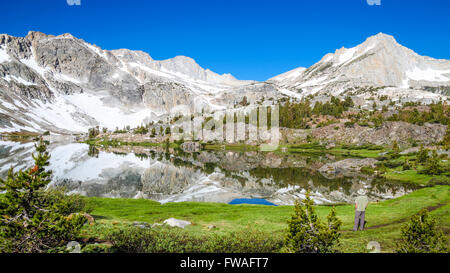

{"left": 353, "top": 211, "right": 365, "bottom": 231}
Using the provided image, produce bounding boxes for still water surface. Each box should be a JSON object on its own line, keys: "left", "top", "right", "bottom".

{"left": 0, "top": 140, "right": 417, "bottom": 205}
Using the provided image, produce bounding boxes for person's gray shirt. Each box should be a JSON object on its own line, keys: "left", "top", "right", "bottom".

{"left": 355, "top": 195, "right": 369, "bottom": 211}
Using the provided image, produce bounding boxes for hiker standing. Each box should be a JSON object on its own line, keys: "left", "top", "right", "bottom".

{"left": 353, "top": 188, "right": 369, "bottom": 231}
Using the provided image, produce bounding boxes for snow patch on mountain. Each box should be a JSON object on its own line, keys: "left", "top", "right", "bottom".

{"left": 269, "top": 67, "right": 306, "bottom": 82}
{"left": 3, "top": 75, "right": 36, "bottom": 86}
{"left": 334, "top": 47, "right": 356, "bottom": 66}
{"left": 406, "top": 67, "right": 450, "bottom": 82}
{"left": 64, "top": 92, "right": 156, "bottom": 129}
{"left": 0, "top": 46, "right": 11, "bottom": 63}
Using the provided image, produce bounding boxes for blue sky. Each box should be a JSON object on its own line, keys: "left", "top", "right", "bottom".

{"left": 1, "top": 0, "right": 449, "bottom": 81}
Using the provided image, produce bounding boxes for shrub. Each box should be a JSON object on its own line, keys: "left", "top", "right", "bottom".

{"left": 206, "top": 229, "right": 283, "bottom": 253}
{"left": 41, "top": 188, "right": 91, "bottom": 215}
{"left": 108, "top": 226, "right": 283, "bottom": 253}
{"left": 426, "top": 177, "right": 450, "bottom": 187}
{"left": 402, "top": 159, "right": 412, "bottom": 171}
{"left": 396, "top": 209, "right": 448, "bottom": 253}
{"left": 442, "top": 126, "right": 450, "bottom": 149}
{"left": 284, "top": 191, "right": 341, "bottom": 253}
{"left": 419, "top": 150, "right": 444, "bottom": 175}
{"left": 383, "top": 159, "right": 404, "bottom": 168}
{"left": 361, "top": 166, "right": 375, "bottom": 175}
{"left": 0, "top": 139, "right": 87, "bottom": 253}
{"left": 344, "top": 121, "right": 355, "bottom": 128}
{"left": 417, "top": 145, "right": 429, "bottom": 164}
{"left": 88, "top": 126, "right": 100, "bottom": 139}
{"left": 133, "top": 125, "right": 148, "bottom": 135}
{"left": 108, "top": 227, "right": 205, "bottom": 253}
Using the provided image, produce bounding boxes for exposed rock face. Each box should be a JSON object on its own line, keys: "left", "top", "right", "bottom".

{"left": 141, "top": 81, "right": 200, "bottom": 113}
{"left": 213, "top": 82, "right": 282, "bottom": 106}
{"left": 283, "top": 121, "right": 447, "bottom": 146}
{"left": 319, "top": 158, "right": 378, "bottom": 178}
{"left": 0, "top": 31, "right": 252, "bottom": 133}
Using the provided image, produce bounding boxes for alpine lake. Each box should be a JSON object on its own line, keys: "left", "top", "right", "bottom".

{"left": 0, "top": 138, "right": 418, "bottom": 206}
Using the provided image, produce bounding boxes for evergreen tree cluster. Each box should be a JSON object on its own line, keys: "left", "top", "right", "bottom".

{"left": 312, "top": 96, "right": 354, "bottom": 117}
{"left": 0, "top": 139, "right": 88, "bottom": 253}
{"left": 133, "top": 125, "right": 149, "bottom": 135}
{"left": 396, "top": 209, "right": 448, "bottom": 253}
{"left": 388, "top": 102, "right": 449, "bottom": 126}
{"left": 279, "top": 96, "right": 354, "bottom": 129}
{"left": 285, "top": 191, "right": 342, "bottom": 253}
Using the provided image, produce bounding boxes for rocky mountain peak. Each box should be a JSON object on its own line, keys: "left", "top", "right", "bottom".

{"left": 159, "top": 55, "right": 206, "bottom": 76}
{"left": 25, "top": 31, "right": 53, "bottom": 42}
{"left": 365, "top": 32, "right": 397, "bottom": 45}
{"left": 271, "top": 33, "right": 450, "bottom": 96}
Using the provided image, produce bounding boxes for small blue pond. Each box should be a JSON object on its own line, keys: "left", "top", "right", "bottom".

{"left": 228, "top": 198, "right": 277, "bottom": 206}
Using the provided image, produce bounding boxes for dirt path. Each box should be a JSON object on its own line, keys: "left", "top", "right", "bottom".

{"left": 342, "top": 202, "right": 447, "bottom": 232}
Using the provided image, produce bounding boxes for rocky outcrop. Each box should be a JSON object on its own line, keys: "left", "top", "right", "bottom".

{"left": 319, "top": 158, "right": 378, "bottom": 178}
{"left": 283, "top": 121, "right": 447, "bottom": 146}
{"left": 163, "top": 218, "right": 191, "bottom": 228}
{"left": 315, "top": 121, "right": 446, "bottom": 145}
{"left": 141, "top": 81, "right": 198, "bottom": 112}
{"left": 213, "top": 82, "right": 282, "bottom": 106}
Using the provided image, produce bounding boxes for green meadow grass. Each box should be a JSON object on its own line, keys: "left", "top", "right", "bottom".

{"left": 84, "top": 185, "right": 449, "bottom": 252}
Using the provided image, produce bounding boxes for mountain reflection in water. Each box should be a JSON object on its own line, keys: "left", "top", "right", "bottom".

{"left": 0, "top": 140, "right": 418, "bottom": 205}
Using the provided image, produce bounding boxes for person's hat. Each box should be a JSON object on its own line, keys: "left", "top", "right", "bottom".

{"left": 357, "top": 188, "right": 366, "bottom": 195}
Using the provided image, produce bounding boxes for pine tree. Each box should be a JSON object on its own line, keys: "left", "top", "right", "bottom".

{"left": 396, "top": 209, "right": 448, "bottom": 253}
{"left": 402, "top": 159, "right": 412, "bottom": 170}
{"left": 417, "top": 145, "right": 429, "bottom": 164}
{"left": 0, "top": 138, "right": 86, "bottom": 253}
{"left": 419, "top": 150, "right": 444, "bottom": 175}
{"left": 285, "top": 191, "right": 342, "bottom": 253}
{"left": 392, "top": 140, "right": 399, "bottom": 151}
{"left": 442, "top": 126, "right": 450, "bottom": 149}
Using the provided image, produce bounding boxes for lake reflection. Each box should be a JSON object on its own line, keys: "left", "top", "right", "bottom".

{"left": 0, "top": 140, "right": 418, "bottom": 205}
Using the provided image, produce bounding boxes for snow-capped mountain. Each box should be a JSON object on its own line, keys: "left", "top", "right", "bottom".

{"left": 0, "top": 31, "right": 449, "bottom": 134}
{"left": 269, "top": 33, "right": 450, "bottom": 97}
{"left": 0, "top": 31, "right": 254, "bottom": 134}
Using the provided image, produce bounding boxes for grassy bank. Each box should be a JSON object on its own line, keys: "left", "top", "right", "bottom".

{"left": 0, "top": 131, "right": 41, "bottom": 141}
{"left": 84, "top": 138, "right": 181, "bottom": 149}
{"left": 83, "top": 185, "right": 449, "bottom": 253}
{"left": 203, "top": 142, "right": 385, "bottom": 157}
